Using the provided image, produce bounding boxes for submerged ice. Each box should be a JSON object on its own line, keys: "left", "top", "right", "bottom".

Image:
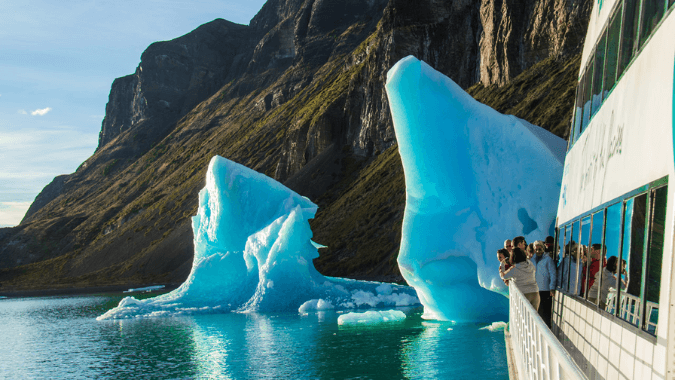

{"left": 385, "top": 56, "right": 565, "bottom": 322}
{"left": 98, "top": 156, "right": 418, "bottom": 320}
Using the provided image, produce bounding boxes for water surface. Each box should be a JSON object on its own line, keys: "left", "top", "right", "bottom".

{"left": 0, "top": 294, "right": 508, "bottom": 379}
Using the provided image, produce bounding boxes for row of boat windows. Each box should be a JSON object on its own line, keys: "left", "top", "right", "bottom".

{"left": 569, "top": 0, "right": 674, "bottom": 146}
{"left": 555, "top": 182, "right": 667, "bottom": 336}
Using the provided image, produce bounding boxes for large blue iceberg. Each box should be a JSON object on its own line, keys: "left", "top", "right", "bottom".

{"left": 98, "top": 156, "right": 418, "bottom": 320}
{"left": 385, "top": 56, "right": 566, "bottom": 322}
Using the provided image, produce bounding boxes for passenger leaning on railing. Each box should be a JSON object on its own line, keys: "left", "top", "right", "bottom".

{"left": 500, "top": 239, "right": 540, "bottom": 310}
{"left": 497, "top": 248, "right": 512, "bottom": 285}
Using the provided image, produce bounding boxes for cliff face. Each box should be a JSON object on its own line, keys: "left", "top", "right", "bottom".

{"left": 479, "top": 0, "right": 590, "bottom": 86}
{"left": 0, "top": 0, "right": 591, "bottom": 291}
{"left": 98, "top": 19, "right": 255, "bottom": 150}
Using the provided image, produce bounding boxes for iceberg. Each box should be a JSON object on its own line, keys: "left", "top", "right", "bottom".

{"left": 98, "top": 156, "right": 418, "bottom": 320}
{"left": 123, "top": 285, "right": 165, "bottom": 293}
{"left": 337, "top": 310, "right": 407, "bottom": 325}
{"left": 479, "top": 321, "right": 508, "bottom": 332}
{"left": 385, "top": 56, "right": 565, "bottom": 322}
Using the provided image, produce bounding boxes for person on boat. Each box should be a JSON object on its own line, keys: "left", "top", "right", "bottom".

{"left": 581, "top": 244, "right": 604, "bottom": 296}
{"left": 587, "top": 256, "right": 627, "bottom": 309}
{"left": 504, "top": 239, "right": 513, "bottom": 255}
{"left": 497, "top": 248, "right": 511, "bottom": 269}
{"left": 526, "top": 243, "right": 536, "bottom": 259}
{"left": 531, "top": 240, "right": 556, "bottom": 327}
{"left": 512, "top": 236, "right": 527, "bottom": 252}
{"left": 500, "top": 246, "right": 540, "bottom": 310}
{"left": 497, "top": 248, "right": 512, "bottom": 285}
{"left": 557, "top": 242, "right": 583, "bottom": 295}
{"left": 544, "top": 236, "right": 555, "bottom": 259}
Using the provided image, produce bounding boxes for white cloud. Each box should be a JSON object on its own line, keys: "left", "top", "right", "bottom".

{"left": 18, "top": 109, "right": 27, "bottom": 115}
{"left": 31, "top": 107, "right": 52, "bottom": 116}
{"left": 0, "top": 201, "right": 32, "bottom": 227}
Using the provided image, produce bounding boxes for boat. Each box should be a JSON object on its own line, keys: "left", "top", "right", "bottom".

{"left": 506, "top": 1, "right": 675, "bottom": 379}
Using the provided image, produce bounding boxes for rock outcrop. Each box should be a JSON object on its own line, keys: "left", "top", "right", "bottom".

{"left": 479, "top": 0, "right": 591, "bottom": 86}
{"left": 21, "top": 175, "right": 68, "bottom": 223}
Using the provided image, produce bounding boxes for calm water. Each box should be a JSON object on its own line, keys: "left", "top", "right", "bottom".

{"left": 0, "top": 293, "right": 508, "bottom": 379}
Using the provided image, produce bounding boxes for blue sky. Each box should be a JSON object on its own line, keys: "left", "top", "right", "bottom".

{"left": 0, "top": 0, "right": 267, "bottom": 227}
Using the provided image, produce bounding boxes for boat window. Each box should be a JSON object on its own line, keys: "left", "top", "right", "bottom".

{"left": 585, "top": 212, "right": 605, "bottom": 303}
{"left": 639, "top": 0, "right": 666, "bottom": 48}
{"left": 560, "top": 220, "right": 582, "bottom": 294}
{"left": 572, "top": 220, "right": 582, "bottom": 295}
{"left": 572, "top": 84, "right": 583, "bottom": 143}
{"left": 557, "top": 225, "right": 566, "bottom": 267}
{"left": 591, "top": 33, "right": 607, "bottom": 117}
{"left": 618, "top": 0, "right": 640, "bottom": 78}
{"left": 603, "top": 3, "right": 622, "bottom": 96}
{"left": 618, "top": 194, "right": 647, "bottom": 327}
{"left": 579, "top": 216, "right": 592, "bottom": 298}
{"left": 581, "top": 64, "right": 594, "bottom": 133}
{"left": 558, "top": 223, "right": 572, "bottom": 290}
{"left": 643, "top": 185, "right": 667, "bottom": 335}
{"left": 602, "top": 202, "right": 623, "bottom": 313}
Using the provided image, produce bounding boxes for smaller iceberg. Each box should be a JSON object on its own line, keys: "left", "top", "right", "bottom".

{"left": 99, "top": 156, "right": 418, "bottom": 320}
{"left": 337, "top": 310, "right": 407, "bottom": 325}
{"left": 479, "top": 321, "right": 508, "bottom": 332}
{"left": 298, "top": 299, "right": 335, "bottom": 313}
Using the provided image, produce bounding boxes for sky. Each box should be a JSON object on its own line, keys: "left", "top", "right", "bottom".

{"left": 0, "top": 0, "right": 267, "bottom": 227}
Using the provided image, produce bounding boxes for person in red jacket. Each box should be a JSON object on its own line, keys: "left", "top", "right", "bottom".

{"left": 582, "top": 244, "right": 604, "bottom": 296}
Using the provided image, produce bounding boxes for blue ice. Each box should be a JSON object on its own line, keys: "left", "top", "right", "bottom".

{"left": 98, "top": 157, "right": 418, "bottom": 320}
{"left": 385, "top": 56, "right": 565, "bottom": 322}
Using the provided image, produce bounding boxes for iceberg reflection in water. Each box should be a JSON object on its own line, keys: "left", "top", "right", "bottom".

{"left": 0, "top": 295, "right": 509, "bottom": 379}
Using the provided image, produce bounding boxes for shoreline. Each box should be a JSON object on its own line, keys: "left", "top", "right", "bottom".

{"left": 0, "top": 283, "right": 181, "bottom": 298}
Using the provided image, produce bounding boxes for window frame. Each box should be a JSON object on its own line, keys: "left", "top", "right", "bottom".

{"left": 555, "top": 176, "right": 668, "bottom": 341}
{"left": 567, "top": 0, "right": 675, "bottom": 151}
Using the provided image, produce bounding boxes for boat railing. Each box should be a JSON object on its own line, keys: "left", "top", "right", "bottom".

{"left": 508, "top": 282, "right": 587, "bottom": 380}
{"left": 605, "top": 290, "right": 659, "bottom": 334}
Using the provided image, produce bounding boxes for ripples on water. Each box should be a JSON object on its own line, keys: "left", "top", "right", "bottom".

{"left": 0, "top": 294, "right": 508, "bottom": 379}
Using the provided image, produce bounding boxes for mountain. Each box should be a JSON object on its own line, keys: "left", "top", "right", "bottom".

{"left": 0, "top": 0, "right": 591, "bottom": 292}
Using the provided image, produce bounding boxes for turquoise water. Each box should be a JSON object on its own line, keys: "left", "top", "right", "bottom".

{"left": 0, "top": 294, "right": 508, "bottom": 379}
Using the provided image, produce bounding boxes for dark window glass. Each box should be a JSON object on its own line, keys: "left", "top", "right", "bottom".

{"left": 639, "top": 0, "right": 666, "bottom": 48}
{"left": 592, "top": 33, "right": 607, "bottom": 116}
{"left": 619, "top": 194, "right": 647, "bottom": 327}
{"left": 618, "top": 0, "right": 641, "bottom": 78}
{"left": 603, "top": 203, "right": 622, "bottom": 312}
{"left": 582, "top": 65, "right": 594, "bottom": 133}
{"left": 604, "top": 4, "right": 622, "bottom": 95}
{"left": 644, "top": 185, "right": 667, "bottom": 335}
{"left": 670, "top": 0, "right": 675, "bottom": 9}
{"left": 580, "top": 216, "right": 592, "bottom": 297}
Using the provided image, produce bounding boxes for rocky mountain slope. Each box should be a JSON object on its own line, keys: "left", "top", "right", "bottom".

{"left": 0, "top": 0, "right": 591, "bottom": 291}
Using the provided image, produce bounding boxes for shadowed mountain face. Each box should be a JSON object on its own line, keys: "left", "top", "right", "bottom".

{"left": 0, "top": 0, "right": 591, "bottom": 292}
